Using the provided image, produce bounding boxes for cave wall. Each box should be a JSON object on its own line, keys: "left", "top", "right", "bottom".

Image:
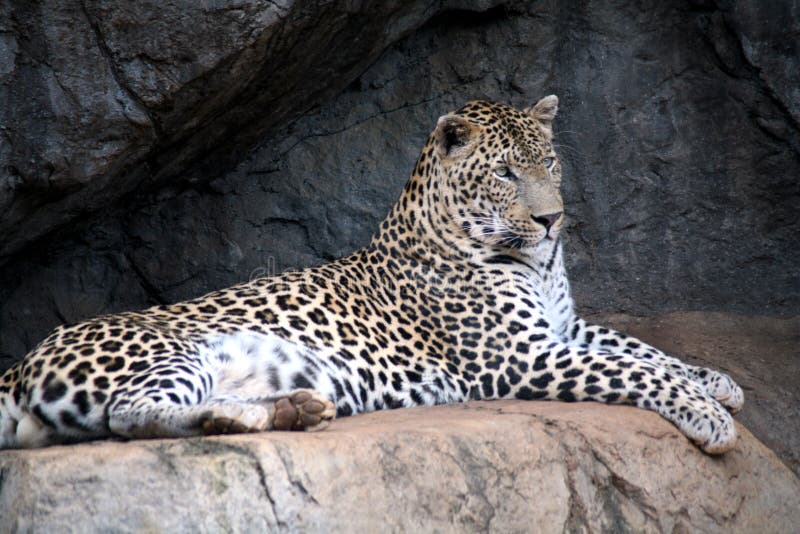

{"left": 1, "top": 0, "right": 798, "bottom": 370}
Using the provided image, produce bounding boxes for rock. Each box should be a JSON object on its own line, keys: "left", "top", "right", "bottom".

{"left": 715, "top": 1, "right": 800, "bottom": 128}
{"left": 1, "top": 402, "right": 798, "bottom": 532}
{"left": 0, "top": 0, "right": 507, "bottom": 263}
{"left": 1, "top": 1, "right": 798, "bottom": 365}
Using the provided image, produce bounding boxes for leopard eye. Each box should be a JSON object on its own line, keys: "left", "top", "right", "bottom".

{"left": 543, "top": 157, "right": 555, "bottom": 169}
{"left": 493, "top": 166, "right": 517, "bottom": 181}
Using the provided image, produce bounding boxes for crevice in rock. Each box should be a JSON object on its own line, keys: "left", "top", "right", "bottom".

{"left": 700, "top": 3, "right": 800, "bottom": 155}
{"left": 268, "top": 93, "right": 447, "bottom": 163}
{"left": 123, "top": 252, "right": 168, "bottom": 306}
{"left": 272, "top": 442, "right": 320, "bottom": 506}
{"left": 248, "top": 447, "right": 284, "bottom": 530}
{"left": 166, "top": 438, "right": 287, "bottom": 529}
{"left": 77, "top": 0, "right": 162, "bottom": 141}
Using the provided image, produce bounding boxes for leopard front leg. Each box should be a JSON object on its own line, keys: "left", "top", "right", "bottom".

{"left": 568, "top": 318, "right": 744, "bottom": 413}
{"left": 508, "top": 342, "right": 737, "bottom": 454}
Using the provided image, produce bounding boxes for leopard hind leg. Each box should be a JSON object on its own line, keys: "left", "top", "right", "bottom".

{"left": 200, "top": 332, "right": 337, "bottom": 432}
{"left": 108, "top": 331, "right": 337, "bottom": 440}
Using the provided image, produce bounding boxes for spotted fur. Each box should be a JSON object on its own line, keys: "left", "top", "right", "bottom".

{"left": 0, "top": 97, "right": 743, "bottom": 453}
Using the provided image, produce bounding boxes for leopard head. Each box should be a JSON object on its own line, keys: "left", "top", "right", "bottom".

{"left": 433, "top": 96, "right": 564, "bottom": 253}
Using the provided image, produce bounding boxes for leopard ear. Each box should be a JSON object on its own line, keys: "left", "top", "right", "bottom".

{"left": 526, "top": 95, "right": 558, "bottom": 136}
{"left": 434, "top": 115, "right": 479, "bottom": 159}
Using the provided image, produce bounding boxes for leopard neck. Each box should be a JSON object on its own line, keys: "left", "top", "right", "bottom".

{"left": 367, "top": 140, "right": 497, "bottom": 274}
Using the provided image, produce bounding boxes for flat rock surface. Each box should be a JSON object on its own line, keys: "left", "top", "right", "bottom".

{"left": 1, "top": 401, "right": 798, "bottom": 533}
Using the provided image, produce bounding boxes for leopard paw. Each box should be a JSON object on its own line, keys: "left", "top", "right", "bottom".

{"left": 674, "top": 397, "right": 738, "bottom": 454}
{"left": 201, "top": 403, "right": 271, "bottom": 435}
{"left": 692, "top": 368, "right": 744, "bottom": 414}
{"left": 270, "top": 389, "right": 336, "bottom": 431}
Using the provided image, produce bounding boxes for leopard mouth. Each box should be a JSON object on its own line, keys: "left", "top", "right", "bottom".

{"left": 500, "top": 227, "right": 556, "bottom": 249}
{"left": 500, "top": 231, "right": 528, "bottom": 250}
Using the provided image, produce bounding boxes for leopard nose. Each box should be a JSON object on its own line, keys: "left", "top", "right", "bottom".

{"left": 533, "top": 211, "right": 562, "bottom": 230}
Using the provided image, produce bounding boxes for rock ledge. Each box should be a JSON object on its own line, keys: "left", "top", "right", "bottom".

{"left": 1, "top": 401, "right": 798, "bottom": 532}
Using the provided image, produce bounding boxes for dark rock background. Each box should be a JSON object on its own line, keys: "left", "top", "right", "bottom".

{"left": 1, "top": 0, "right": 798, "bottom": 377}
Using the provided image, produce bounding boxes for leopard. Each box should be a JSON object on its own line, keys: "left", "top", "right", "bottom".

{"left": 0, "top": 96, "right": 744, "bottom": 453}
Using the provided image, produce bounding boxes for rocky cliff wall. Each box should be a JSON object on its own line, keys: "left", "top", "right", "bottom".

{"left": 1, "top": 1, "right": 798, "bottom": 370}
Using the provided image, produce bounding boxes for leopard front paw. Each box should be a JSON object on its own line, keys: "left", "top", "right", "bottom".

{"left": 692, "top": 368, "right": 744, "bottom": 414}
{"left": 671, "top": 396, "right": 738, "bottom": 455}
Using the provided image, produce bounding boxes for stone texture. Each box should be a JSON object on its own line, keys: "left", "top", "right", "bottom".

{"left": 1, "top": 1, "right": 798, "bottom": 369}
{"left": 716, "top": 0, "right": 800, "bottom": 128}
{"left": 0, "top": 0, "right": 505, "bottom": 263}
{"left": 1, "top": 401, "right": 798, "bottom": 532}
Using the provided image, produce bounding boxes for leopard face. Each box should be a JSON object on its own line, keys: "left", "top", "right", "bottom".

{"left": 434, "top": 98, "right": 565, "bottom": 253}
